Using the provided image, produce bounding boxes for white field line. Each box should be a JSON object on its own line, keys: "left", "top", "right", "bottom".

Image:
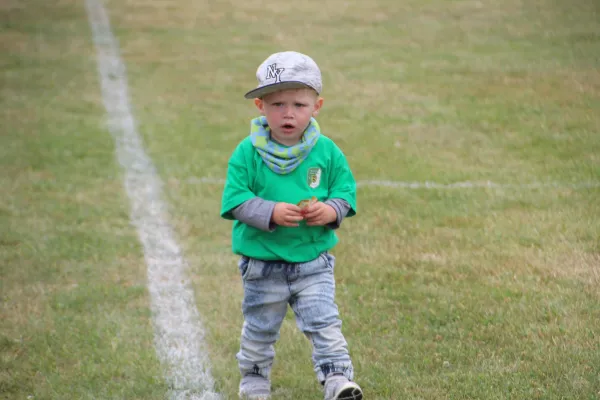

{"left": 186, "top": 177, "right": 600, "bottom": 190}
{"left": 85, "top": 1, "right": 219, "bottom": 399}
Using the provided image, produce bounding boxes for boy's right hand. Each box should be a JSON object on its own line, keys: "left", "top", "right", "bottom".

{"left": 271, "top": 202, "right": 304, "bottom": 227}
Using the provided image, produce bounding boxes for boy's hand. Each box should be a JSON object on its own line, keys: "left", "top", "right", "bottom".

{"left": 303, "top": 202, "right": 337, "bottom": 226}
{"left": 271, "top": 202, "right": 304, "bottom": 227}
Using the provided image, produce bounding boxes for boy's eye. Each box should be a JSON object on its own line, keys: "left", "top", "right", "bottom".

{"left": 269, "top": 102, "right": 306, "bottom": 107}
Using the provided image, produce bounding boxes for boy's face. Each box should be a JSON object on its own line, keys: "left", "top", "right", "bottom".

{"left": 254, "top": 88, "right": 323, "bottom": 146}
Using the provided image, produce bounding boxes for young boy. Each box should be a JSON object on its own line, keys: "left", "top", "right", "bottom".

{"left": 220, "top": 51, "right": 363, "bottom": 400}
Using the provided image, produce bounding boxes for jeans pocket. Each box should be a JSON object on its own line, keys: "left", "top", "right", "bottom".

{"left": 321, "top": 252, "right": 336, "bottom": 272}
{"left": 238, "top": 256, "right": 251, "bottom": 280}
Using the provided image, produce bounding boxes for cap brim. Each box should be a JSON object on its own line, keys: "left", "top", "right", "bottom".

{"left": 244, "top": 81, "right": 316, "bottom": 99}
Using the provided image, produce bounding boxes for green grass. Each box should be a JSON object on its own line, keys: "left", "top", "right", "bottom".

{"left": 2, "top": 0, "right": 600, "bottom": 399}
{"left": 0, "top": 1, "right": 166, "bottom": 399}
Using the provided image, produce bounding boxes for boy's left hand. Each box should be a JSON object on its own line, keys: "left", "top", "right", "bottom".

{"left": 303, "top": 202, "right": 337, "bottom": 226}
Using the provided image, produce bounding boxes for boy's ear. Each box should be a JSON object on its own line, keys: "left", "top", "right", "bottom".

{"left": 254, "top": 98, "right": 265, "bottom": 115}
{"left": 312, "top": 97, "right": 324, "bottom": 117}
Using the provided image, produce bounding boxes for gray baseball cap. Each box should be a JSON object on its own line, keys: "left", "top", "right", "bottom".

{"left": 244, "top": 51, "right": 322, "bottom": 99}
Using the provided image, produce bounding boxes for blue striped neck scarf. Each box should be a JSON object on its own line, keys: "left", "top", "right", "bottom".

{"left": 250, "top": 116, "right": 320, "bottom": 175}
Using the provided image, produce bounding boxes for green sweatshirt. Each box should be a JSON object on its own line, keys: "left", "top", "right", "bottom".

{"left": 220, "top": 135, "right": 357, "bottom": 262}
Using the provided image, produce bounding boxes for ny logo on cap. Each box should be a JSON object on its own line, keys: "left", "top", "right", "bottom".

{"left": 265, "top": 63, "right": 285, "bottom": 83}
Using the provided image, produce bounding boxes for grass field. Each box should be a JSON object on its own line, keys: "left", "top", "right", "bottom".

{"left": 2, "top": 0, "right": 599, "bottom": 399}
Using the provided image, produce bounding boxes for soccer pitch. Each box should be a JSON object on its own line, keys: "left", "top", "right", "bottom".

{"left": 1, "top": 0, "right": 599, "bottom": 399}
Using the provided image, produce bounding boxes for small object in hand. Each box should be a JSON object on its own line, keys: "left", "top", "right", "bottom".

{"left": 297, "top": 196, "right": 317, "bottom": 214}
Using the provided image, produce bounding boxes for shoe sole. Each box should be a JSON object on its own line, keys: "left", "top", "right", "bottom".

{"left": 334, "top": 383, "right": 363, "bottom": 400}
{"left": 238, "top": 394, "right": 270, "bottom": 400}
{"left": 238, "top": 389, "right": 271, "bottom": 400}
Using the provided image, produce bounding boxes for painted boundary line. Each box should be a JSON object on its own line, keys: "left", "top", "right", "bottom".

{"left": 186, "top": 177, "right": 600, "bottom": 190}
{"left": 84, "top": 1, "right": 219, "bottom": 399}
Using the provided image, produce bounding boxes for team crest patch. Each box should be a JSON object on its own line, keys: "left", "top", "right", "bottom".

{"left": 307, "top": 167, "right": 321, "bottom": 189}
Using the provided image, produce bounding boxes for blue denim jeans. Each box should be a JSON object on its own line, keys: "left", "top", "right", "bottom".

{"left": 237, "top": 252, "right": 353, "bottom": 383}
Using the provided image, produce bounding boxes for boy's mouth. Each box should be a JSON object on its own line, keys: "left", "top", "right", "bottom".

{"left": 281, "top": 123, "right": 295, "bottom": 132}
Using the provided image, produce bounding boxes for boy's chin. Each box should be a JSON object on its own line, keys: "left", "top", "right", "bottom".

{"left": 278, "top": 127, "right": 298, "bottom": 135}
{"left": 273, "top": 132, "right": 302, "bottom": 142}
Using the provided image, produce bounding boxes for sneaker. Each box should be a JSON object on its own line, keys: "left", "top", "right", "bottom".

{"left": 324, "top": 373, "right": 363, "bottom": 400}
{"left": 238, "top": 373, "right": 271, "bottom": 399}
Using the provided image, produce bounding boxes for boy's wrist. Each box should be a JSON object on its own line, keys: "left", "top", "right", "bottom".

{"left": 325, "top": 204, "right": 337, "bottom": 224}
{"left": 323, "top": 199, "right": 350, "bottom": 229}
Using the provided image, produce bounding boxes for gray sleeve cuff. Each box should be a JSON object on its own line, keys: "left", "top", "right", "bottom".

{"left": 231, "top": 197, "right": 277, "bottom": 232}
{"left": 324, "top": 199, "right": 351, "bottom": 230}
